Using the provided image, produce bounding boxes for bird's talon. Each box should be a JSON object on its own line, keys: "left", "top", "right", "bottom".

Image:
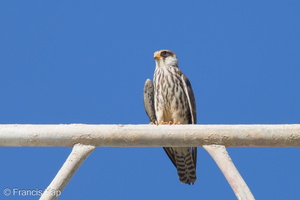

{"left": 150, "top": 121, "right": 160, "bottom": 125}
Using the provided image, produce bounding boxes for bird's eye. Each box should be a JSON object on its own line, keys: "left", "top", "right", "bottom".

{"left": 161, "top": 51, "right": 169, "bottom": 57}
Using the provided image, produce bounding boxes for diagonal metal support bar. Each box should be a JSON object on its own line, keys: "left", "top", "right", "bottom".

{"left": 204, "top": 145, "right": 255, "bottom": 200}
{"left": 40, "top": 143, "right": 95, "bottom": 200}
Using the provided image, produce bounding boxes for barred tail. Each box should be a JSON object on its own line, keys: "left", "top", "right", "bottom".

{"left": 175, "top": 151, "right": 197, "bottom": 185}
{"left": 164, "top": 147, "right": 197, "bottom": 185}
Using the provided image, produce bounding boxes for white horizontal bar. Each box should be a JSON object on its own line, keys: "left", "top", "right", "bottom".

{"left": 0, "top": 124, "right": 299, "bottom": 147}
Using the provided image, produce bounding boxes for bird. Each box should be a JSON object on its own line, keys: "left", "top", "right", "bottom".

{"left": 143, "top": 49, "right": 197, "bottom": 185}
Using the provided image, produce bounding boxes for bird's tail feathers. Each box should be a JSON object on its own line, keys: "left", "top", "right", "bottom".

{"left": 175, "top": 151, "right": 197, "bottom": 185}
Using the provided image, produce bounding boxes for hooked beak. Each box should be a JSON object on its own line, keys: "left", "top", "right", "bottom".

{"left": 154, "top": 52, "right": 161, "bottom": 60}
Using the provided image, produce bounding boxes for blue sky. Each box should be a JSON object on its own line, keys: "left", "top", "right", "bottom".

{"left": 0, "top": 0, "right": 299, "bottom": 199}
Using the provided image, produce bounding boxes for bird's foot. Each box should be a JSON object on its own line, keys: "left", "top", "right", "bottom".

{"left": 150, "top": 121, "right": 159, "bottom": 125}
{"left": 156, "top": 121, "right": 181, "bottom": 125}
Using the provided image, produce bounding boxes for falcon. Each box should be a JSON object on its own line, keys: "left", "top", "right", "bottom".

{"left": 143, "top": 50, "right": 197, "bottom": 185}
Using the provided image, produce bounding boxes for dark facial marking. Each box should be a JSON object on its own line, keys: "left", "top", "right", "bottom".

{"left": 160, "top": 51, "right": 172, "bottom": 58}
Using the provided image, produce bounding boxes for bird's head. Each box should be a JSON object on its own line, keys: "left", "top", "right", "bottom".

{"left": 154, "top": 50, "right": 178, "bottom": 68}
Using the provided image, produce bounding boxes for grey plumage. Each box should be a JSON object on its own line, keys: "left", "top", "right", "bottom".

{"left": 143, "top": 50, "right": 197, "bottom": 185}
{"left": 143, "top": 79, "right": 156, "bottom": 123}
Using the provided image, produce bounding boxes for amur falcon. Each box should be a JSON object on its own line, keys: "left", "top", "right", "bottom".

{"left": 143, "top": 50, "right": 197, "bottom": 185}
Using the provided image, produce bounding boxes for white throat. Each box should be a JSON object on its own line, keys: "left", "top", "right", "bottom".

{"left": 156, "top": 56, "right": 178, "bottom": 68}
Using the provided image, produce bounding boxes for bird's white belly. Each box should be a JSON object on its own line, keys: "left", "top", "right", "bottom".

{"left": 155, "top": 87, "right": 188, "bottom": 124}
